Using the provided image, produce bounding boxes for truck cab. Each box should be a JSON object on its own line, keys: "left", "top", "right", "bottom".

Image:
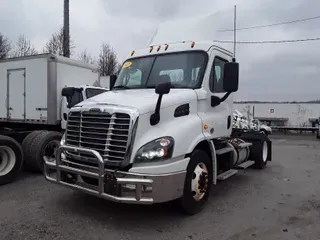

{"left": 60, "top": 85, "right": 108, "bottom": 129}
{"left": 45, "top": 40, "right": 272, "bottom": 215}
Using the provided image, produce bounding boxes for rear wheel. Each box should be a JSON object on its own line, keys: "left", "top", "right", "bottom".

{"left": 179, "top": 149, "right": 212, "bottom": 215}
{"left": 0, "top": 135, "right": 24, "bottom": 185}
{"left": 316, "top": 130, "right": 320, "bottom": 139}
{"left": 252, "top": 140, "right": 268, "bottom": 169}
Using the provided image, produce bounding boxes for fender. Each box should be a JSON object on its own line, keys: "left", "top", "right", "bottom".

{"left": 186, "top": 136, "right": 217, "bottom": 185}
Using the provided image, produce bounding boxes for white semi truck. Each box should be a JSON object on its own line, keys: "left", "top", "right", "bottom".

{"left": 44, "top": 41, "right": 272, "bottom": 215}
{"left": 0, "top": 53, "right": 110, "bottom": 185}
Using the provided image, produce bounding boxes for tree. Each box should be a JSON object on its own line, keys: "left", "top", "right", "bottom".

{"left": 11, "top": 35, "right": 37, "bottom": 57}
{"left": 44, "top": 27, "right": 75, "bottom": 56}
{"left": 98, "top": 43, "right": 119, "bottom": 76}
{"left": 0, "top": 33, "right": 11, "bottom": 59}
{"left": 78, "top": 49, "right": 95, "bottom": 64}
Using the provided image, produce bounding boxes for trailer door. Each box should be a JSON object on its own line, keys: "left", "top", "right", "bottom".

{"left": 7, "top": 69, "right": 26, "bottom": 120}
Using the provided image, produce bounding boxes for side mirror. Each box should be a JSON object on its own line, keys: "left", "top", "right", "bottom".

{"left": 155, "top": 81, "right": 171, "bottom": 95}
{"left": 223, "top": 62, "right": 239, "bottom": 92}
{"left": 61, "top": 87, "right": 75, "bottom": 97}
{"left": 110, "top": 75, "right": 117, "bottom": 90}
{"left": 150, "top": 81, "right": 171, "bottom": 126}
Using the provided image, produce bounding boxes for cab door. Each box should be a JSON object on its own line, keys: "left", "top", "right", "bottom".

{"left": 197, "top": 48, "right": 234, "bottom": 139}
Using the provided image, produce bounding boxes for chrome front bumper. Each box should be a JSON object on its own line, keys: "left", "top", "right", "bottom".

{"left": 44, "top": 145, "right": 186, "bottom": 204}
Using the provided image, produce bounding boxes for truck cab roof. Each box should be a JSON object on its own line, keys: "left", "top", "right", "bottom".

{"left": 129, "top": 40, "right": 233, "bottom": 59}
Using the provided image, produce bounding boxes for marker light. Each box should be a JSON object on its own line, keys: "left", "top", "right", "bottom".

{"left": 191, "top": 41, "right": 195, "bottom": 48}
{"left": 164, "top": 44, "right": 169, "bottom": 51}
{"left": 149, "top": 46, "right": 153, "bottom": 53}
{"left": 131, "top": 50, "right": 135, "bottom": 56}
{"left": 157, "top": 46, "right": 161, "bottom": 52}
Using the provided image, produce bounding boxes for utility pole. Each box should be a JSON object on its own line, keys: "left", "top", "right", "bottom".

{"left": 233, "top": 5, "right": 237, "bottom": 61}
{"left": 63, "top": 0, "right": 70, "bottom": 58}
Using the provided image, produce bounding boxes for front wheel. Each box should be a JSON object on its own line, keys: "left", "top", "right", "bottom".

{"left": 179, "top": 149, "right": 213, "bottom": 215}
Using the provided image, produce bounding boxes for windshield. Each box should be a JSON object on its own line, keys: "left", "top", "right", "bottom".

{"left": 114, "top": 51, "right": 208, "bottom": 89}
{"left": 85, "top": 88, "right": 108, "bottom": 99}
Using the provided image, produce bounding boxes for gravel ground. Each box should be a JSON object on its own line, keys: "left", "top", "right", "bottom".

{"left": 1, "top": 135, "right": 320, "bottom": 240}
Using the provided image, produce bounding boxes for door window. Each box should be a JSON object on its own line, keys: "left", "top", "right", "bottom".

{"left": 209, "top": 57, "right": 228, "bottom": 93}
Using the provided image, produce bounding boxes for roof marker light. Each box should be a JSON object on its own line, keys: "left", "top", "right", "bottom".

{"left": 149, "top": 46, "right": 153, "bottom": 53}
{"left": 164, "top": 44, "right": 169, "bottom": 51}
{"left": 131, "top": 50, "right": 135, "bottom": 56}
{"left": 157, "top": 46, "right": 161, "bottom": 52}
{"left": 191, "top": 41, "right": 195, "bottom": 48}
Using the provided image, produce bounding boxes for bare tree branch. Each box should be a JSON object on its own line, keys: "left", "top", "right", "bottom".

{"left": 44, "top": 27, "right": 75, "bottom": 56}
{"left": 0, "top": 33, "right": 11, "bottom": 59}
{"left": 98, "top": 43, "right": 119, "bottom": 76}
{"left": 78, "top": 49, "right": 95, "bottom": 64}
{"left": 11, "top": 35, "right": 38, "bottom": 57}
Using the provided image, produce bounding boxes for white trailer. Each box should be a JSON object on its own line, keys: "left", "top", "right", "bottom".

{"left": 0, "top": 54, "right": 108, "bottom": 185}
{"left": 44, "top": 40, "right": 273, "bottom": 215}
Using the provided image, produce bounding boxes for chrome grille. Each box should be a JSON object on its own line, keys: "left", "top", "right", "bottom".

{"left": 65, "top": 110, "right": 131, "bottom": 166}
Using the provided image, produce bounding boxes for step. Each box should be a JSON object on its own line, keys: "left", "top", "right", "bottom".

{"left": 216, "top": 147, "right": 234, "bottom": 155}
{"left": 217, "top": 169, "right": 238, "bottom": 181}
{"left": 236, "top": 160, "right": 255, "bottom": 169}
{"left": 238, "top": 142, "right": 252, "bottom": 148}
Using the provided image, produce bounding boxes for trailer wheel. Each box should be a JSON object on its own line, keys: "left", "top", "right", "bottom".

{"left": 27, "top": 131, "right": 62, "bottom": 173}
{"left": 252, "top": 140, "right": 268, "bottom": 169}
{"left": 179, "top": 149, "right": 213, "bottom": 215}
{"left": 22, "top": 131, "right": 43, "bottom": 168}
{"left": 0, "top": 135, "right": 24, "bottom": 186}
{"left": 316, "top": 130, "right": 320, "bottom": 139}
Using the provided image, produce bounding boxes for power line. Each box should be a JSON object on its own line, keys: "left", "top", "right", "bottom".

{"left": 212, "top": 37, "right": 320, "bottom": 44}
{"left": 217, "top": 15, "right": 320, "bottom": 32}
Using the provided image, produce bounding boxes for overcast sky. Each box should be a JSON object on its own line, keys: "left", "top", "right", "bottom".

{"left": 1, "top": 0, "right": 320, "bottom": 101}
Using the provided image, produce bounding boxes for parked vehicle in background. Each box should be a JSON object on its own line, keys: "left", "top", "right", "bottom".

{"left": 0, "top": 53, "right": 108, "bottom": 185}
{"left": 233, "top": 109, "right": 272, "bottom": 135}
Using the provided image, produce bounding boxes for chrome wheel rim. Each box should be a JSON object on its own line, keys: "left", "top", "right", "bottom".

{"left": 0, "top": 146, "right": 16, "bottom": 176}
{"left": 191, "top": 162, "right": 209, "bottom": 201}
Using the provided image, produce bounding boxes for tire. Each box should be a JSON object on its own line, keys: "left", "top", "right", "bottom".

{"left": 316, "top": 130, "right": 320, "bottom": 139}
{"left": 22, "top": 130, "right": 43, "bottom": 168}
{"left": 27, "top": 131, "right": 62, "bottom": 173}
{"left": 179, "top": 149, "right": 213, "bottom": 215}
{"left": 251, "top": 140, "right": 268, "bottom": 169}
{"left": 0, "top": 135, "right": 24, "bottom": 186}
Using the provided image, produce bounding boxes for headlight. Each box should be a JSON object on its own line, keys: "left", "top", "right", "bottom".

{"left": 60, "top": 133, "right": 66, "bottom": 146}
{"left": 134, "top": 136, "right": 174, "bottom": 163}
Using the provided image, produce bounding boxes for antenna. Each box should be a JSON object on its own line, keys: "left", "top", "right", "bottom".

{"left": 232, "top": 5, "right": 237, "bottom": 62}
{"left": 145, "top": 27, "right": 159, "bottom": 47}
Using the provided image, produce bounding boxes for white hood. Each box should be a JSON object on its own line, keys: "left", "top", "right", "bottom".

{"left": 75, "top": 89, "right": 198, "bottom": 114}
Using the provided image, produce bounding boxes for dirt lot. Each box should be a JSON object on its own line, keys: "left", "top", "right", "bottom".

{"left": 1, "top": 134, "right": 320, "bottom": 240}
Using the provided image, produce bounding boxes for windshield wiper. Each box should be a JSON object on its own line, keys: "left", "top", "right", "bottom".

{"left": 113, "top": 85, "right": 131, "bottom": 90}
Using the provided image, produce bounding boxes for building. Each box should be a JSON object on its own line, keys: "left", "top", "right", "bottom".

{"left": 234, "top": 103, "right": 320, "bottom": 127}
